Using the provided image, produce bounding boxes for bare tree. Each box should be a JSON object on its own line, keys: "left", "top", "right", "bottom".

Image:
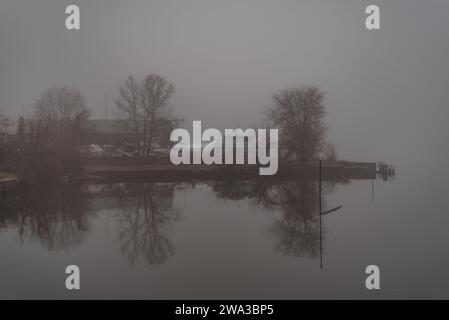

{"left": 34, "top": 86, "right": 90, "bottom": 144}
{"left": 115, "top": 74, "right": 176, "bottom": 157}
{"left": 0, "top": 114, "right": 9, "bottom": 142}
{"left": 0, "top": 114, "right": 9, "bottom": 163}
{"left": 115, "top": 75, "right": 141, "bottom": 152}
{"left": 32, "top": 86, "right": 90, "bottom": 173}
{"left": 17, "top": 117, "right": 50, "bottom": 154}
{"left": 265, "top": 86, "right": 334, "bottom": 164}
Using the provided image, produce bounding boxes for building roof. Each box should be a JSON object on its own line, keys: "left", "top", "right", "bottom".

{"left": 3, "top": 119, "right": 174, "bottom": 136}
{"left": 87, "top": 120, "right": 133, "bottom": 135}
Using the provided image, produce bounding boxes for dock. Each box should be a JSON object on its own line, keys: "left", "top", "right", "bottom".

{"left": 83, "top": 159, "right": 382, "bottom": 183}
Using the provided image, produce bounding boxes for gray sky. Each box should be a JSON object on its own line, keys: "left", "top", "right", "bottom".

{"left": 1, "top": 0, "right": 448, "bottom": 165}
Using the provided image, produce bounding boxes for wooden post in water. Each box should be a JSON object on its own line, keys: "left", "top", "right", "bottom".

{"left": 319, "top": 159, "right": 323, "bottom": 269}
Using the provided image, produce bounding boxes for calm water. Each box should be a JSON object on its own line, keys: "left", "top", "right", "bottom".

{"left": 1, "top": 166, "right": 448, "bottom": 299}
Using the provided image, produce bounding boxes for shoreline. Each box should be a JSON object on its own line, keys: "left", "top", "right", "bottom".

{"left": 83, "top": 160, "right": 380, "bottom": 183}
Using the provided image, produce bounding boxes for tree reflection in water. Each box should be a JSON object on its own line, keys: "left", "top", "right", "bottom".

{"left": 0, "top": 177, "right": 348, "bottom": 264}
{"left": 210, "top": 178, "right": 347, "bottom": 258}
{"left": 0, "top": 184, "right": 91, "bottom": 250}
{"left": 263, "top": 180, "right": 321, "bottom": 258}
{"left": 114, "top": 183, "right": 180, "bottom": 265}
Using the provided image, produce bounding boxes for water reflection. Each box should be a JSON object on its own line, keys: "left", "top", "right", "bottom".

{"left": 0, "top": 177, "right": 358, "bottom": 265}
{"left": 0, "top": 184, "right": 91, "bottom": 250}
{"left": 114, "top": 183, "right": 180, "bottom": 265}
{"left": 209, "top": 179, "right": 347, "bottom": 258}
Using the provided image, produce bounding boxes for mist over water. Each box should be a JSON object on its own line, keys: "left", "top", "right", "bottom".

{"left": 0, "top": 171, "right": 447, "bottom": 299}
{"left": 1, "top": 0, "right": 449, "bottom": 299}
{"left": 1, "top": 1, "right": 448, "bottom": 163}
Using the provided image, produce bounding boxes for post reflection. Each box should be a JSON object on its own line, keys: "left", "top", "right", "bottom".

{"left": 1, "top": 177, "right": 353, "bottom": 265}
{"left": 210, "top": 178, "right": 347, "bottom": 258}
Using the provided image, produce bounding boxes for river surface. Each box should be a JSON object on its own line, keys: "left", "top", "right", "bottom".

{"left": 0, "top": 165, "right": 448, "bottom": 299}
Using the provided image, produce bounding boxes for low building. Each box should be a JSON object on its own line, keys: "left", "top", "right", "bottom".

{"left": 85, "top": 120, "right": 135, "bottom": 145}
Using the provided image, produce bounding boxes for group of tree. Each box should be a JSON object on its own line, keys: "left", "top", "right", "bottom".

{"left": 1, "top": 74, "right": 336, "bottom": 182}
{"left": 114, "top": 75, "right": 336, "bottom": 164}
{"left": 1, "top": 86, "right": 90, "bottom": 181}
